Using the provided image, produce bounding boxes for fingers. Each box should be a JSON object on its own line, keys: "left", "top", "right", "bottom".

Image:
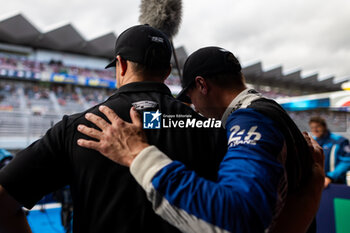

{"left": 99, "top": 105, "right": 120, "bottom": 125}
{"left": 310, "top": 136, "right": 324, "bottom": 166}
{"left": 77, "top": 139, "right": 100, "bottom": 151}
{"left": 303, "top": 131, "right": 325, "bottom": 169}
{"left": 324, "top": 177, "right": 331, "bottom": 188}
{"left": 77, "top": 124, "right": 102, "bottom": 140}
{"left": 85, "top": 112, "right": 109, "bottom": 130}
{"left": 130, "top": 107, "right": 142, "bottom": 128}
{"left": 309, "top": 135, "right": 320, "bottom": 150}
{"left": 302, "top": 131, "right": 311, "bottom": 144}
{"left": 96, "top": 105, "right": 141, "bottom": 129}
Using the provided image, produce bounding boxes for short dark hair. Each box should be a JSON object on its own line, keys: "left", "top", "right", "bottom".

{"left": 188, "top": 72, "right": 245, "bottom": 90}
{"left": 309, "top": 116, "right": 327, "bottom": 128}
{"left": 187, "top": 71, "right": 244, "bottom": 92}
{"left": 129, "top": 61, "right": 170, "bottom": 80}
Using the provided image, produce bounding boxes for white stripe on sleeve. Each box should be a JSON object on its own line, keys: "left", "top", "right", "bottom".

{"left": 130, "top": 145, "right": 173, "bottom": 190}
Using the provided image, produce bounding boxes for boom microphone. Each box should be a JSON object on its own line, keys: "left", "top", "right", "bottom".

{"left": 139, "top": 0, "right": 182, "bottom": 39}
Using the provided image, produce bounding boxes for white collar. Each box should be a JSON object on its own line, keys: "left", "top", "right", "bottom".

{"left": 220, "top": 88, "right": 263, "bottom": 128}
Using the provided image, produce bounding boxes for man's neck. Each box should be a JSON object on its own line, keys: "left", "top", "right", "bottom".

{"left": 120, "top": 75, "right": 163, "bottom": 87}
{"left": 213, "top": 86, "right": 247, "bottom": 119}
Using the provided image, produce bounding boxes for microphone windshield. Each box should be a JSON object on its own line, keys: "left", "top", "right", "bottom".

{"left": 139, "top": 0, "right": 182, "bottom": 39}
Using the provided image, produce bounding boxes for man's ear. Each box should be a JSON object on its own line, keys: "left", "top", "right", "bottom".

{"left": 195, "top": 76, "right": 208, "bottom": 95}
{"left": 117, "top": 56, "right": 128, "bottom": 76}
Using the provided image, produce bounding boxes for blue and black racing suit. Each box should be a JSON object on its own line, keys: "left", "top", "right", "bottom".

{"left": 129, "top": 89, "right": 312, "bottom": 233}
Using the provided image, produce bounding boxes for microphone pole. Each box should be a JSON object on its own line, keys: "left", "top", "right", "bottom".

{"left": 170, "top": 41, "right": 182, "bottom": 78}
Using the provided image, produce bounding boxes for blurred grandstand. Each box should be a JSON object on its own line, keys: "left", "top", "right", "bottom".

{"left": 0, "top": 13, "right": 349, "bottom": 150}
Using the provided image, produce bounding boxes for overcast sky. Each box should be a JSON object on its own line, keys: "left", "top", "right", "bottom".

{"left": 1, "top": 0, "right": 350, "bottom": 81}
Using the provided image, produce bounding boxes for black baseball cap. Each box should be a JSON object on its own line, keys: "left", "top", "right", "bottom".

{"left": 177, "top": 46, "right": 242, "bottom": 103}
{"left": 105, "top": 25, "right": 172, "bottom": 69}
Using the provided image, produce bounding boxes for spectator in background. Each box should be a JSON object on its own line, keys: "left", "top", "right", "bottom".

{"left": 309, "top": 116, "right": 350, "bottom": 187}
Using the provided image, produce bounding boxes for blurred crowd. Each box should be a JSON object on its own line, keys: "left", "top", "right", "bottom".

{"left": 0, "top": 55, "right": 115, "bottom": 80}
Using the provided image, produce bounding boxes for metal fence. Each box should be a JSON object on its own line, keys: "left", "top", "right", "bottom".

{"left": 0, "top": 111, "right": 62, "bottom": 149}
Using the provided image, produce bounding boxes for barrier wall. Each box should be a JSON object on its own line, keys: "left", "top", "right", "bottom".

{"left": 317, "top": 184, "right": 350, "bottom": 233}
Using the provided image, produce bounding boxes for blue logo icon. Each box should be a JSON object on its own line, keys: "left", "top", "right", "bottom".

{"left": 143, "top": 110, "right": 162, "bottom": 129}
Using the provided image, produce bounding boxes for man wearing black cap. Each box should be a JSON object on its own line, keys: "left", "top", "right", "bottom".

{"left": 0, "top": 26, "right": 227, "bottom": 233}
{"left": 77, "top": 47, "right": 324, "bottom": 232}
